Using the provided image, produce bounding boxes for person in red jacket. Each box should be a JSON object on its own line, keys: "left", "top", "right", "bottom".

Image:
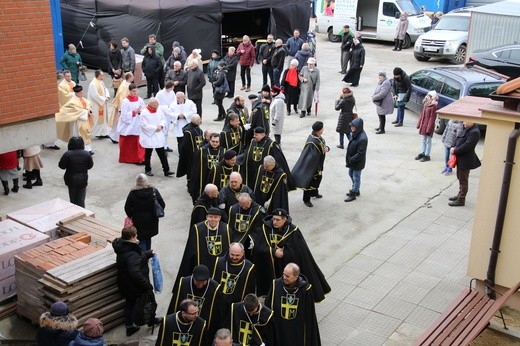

{"left": 415, "top": 90, "right": 438, "bottom": 162}
{"left": 0, "top": 151, "right": 20, "bottom": 195}
{"left": 237, "top": 35, "right": 255, "bottom": 92}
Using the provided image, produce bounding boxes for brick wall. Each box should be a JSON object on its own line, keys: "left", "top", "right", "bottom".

{"left": 0, "top": 0, "right": 58, "bottom": 126}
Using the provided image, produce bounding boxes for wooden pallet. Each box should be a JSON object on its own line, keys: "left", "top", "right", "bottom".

{"left": 57, "top": 214, "right": 121, "bottom": 245}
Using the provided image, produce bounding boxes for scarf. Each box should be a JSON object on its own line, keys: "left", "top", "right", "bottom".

{"left": 127, "top": 95, "right": 138, "bottom": 102}
{"left": 286, "top": 68, "right": 298, "bottom": 88}
{"left": 146, "top": 105, "right": 157, "bottom": 113}
{"left": 93, "top": 78, "right": 106, "bottom": 123}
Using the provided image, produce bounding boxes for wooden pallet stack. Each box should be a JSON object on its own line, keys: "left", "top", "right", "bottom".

{"left": 39, "top": 246, "right": 124, "bottom": 330}
{"left": 14, "top": 232, "right": 104, "bottom": 323}
{"left": 0, "top": 219, "right": 50, "bottom": 303}
{"left": 57, "top": 214, "right": 121, "bottom": 245}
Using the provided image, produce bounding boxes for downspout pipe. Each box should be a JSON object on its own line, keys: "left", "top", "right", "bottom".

{"left": 485, "top": 123, "right": 520, "bottom": 299}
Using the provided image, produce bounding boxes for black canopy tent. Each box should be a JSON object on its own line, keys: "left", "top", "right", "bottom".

{"left": 60, "top": 0, "right": 310, "bottom": 70}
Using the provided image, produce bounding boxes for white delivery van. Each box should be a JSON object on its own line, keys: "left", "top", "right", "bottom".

{"left": 314, "top": 0, "right": 431, "bottom": 48}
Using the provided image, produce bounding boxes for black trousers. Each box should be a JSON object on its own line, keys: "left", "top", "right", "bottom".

{"left": 262, "top": 63, "right": 273, "bottom": 87}
{"left": 191, "top": 98, "right": 203, "bottom": 119}
{"left": 124, "top": 296, "right": 137, "bottom": 327}
{"left": 227, "top": 79, "right": 235, "bottom": 97}
{"left": 274, "top": 134, "right": 281, "bottom": 144}
{"left": 146, "top": 76, "right": 159, "bottom": 98}
{"left": 68, "top": 185, "right": 87, "bottom": 208}
{"left": 216, "top": 98, "right": 225, "bottom": 119}
{"left": 378, "top": 114, "right": 386, "bottom": 131}
{"left": 240, "top": 65, "right": 251, "bottom": 87}
{"left": 456, "top": 168, "right": 470, "bottom": 199}
{"left": 145, "top": 147, "right": 170, "bottom": 173}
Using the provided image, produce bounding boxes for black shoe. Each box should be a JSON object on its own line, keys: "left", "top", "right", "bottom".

{"left": 89, "top": 151, "right": 95, "bottom": 155}
{"left": 448, "top": 195, "right": 459, "bottom": 201}
{"left": 164, "top": 171, "right": 174, "bottom": 177}
{"left": 11, "top": 186, "right": 19, "bottom": 193}
{"left": 394, "top": 123, "right": 403, "bottom": 127}
{"left": 449, "top": 199, "right": 465, "bottom": 207}
{"left": 337, "top": 145, "right": 344, "bottom": 149}
{"left": 392, "top": 48, "right": 398, "bottom": 51}
{"left": 415, "top": 153, "right": 424, "bottom": 160}
{"left": 44, "top": 145, "right": 60, "bottom": 150}
{"left": 339, "top": 70, "right": 346, "bottom": 74}
{"left": 375, "top": 130, "right": 385, "bottom": 134}
{"left": 351, "top": 84, "right": 359, "bottom": 87}
{"left": 111, "top": 139, "right": 119, "bottom": 144}
{"left": 126, "top": 326, "right": 140, "bottom": 337}
{"left": 213, "top": 117, "right": 224, "bottom": 121}
{"left": 226, "top": 94, "right": 234, "bottom": 98}
{"left": 300, "top": 112, "right": 305, "bottom": 118}
{"left": 344, "top": 195, "right": 356, "bottom": 202}
{"left": 148, "top": 317, "right": 163, "bottom": 327}
{"left": 314, "top": 194, "right": 323, "bottom": 199}
{"left": 375, "top": 127, "right": 380, "bottom": 131}
{"left": 23, "top": 183, "right": 32, "bottom": 189}
{"left": 420, "top": 155, "right": 431, "bottom": 162}
{"left": 391, "top": 120, "right": 398, "bottom": 124}
{"left": 165, "top": 148, "right": 173, "bottom": 153}
{"left": 287, "top": 110, "right": 291, "bottom": 115}
{"left": 145, "top": 171, "right": 154, "bottom": 177}
{"left": 135, "top": 162, "right": 145, "bottom": 166}
{"left": 33, "top": 180, "right": 43, "bottom": 187}
{"left": 347, "top": 190, "right": 361, "bottom": 197}
{"left": 304, "top": 201, "right": 313, "bottom": 207}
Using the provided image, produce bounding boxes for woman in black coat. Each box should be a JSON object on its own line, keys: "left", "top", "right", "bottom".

{"left": 280, "top": 59, "right": 301, "bottom": 115}
{"left": 58, "top": 136, "right": 94, "bottom": 208}
{"left": 112, "top": 226, "right": 155, "bottom": 336}
{"left": 342, "top": 39, "right": 365, "bottom": 87}
{"left": 335, "top": 86, "right": 356, "bottom": 148}
{"left": 124, "top": 173, "right": 165, "bottom": 251}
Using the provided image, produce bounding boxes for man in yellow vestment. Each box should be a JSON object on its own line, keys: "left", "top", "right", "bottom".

{"left": 46, "top": 70, "right": 76, "bottom": 150}
{"left": 108, "top": 72, "right": 134, "bottom": 143}
{"left": 56, "top": 85, "right": 94, "bottom": 154}
{"left": 88, "top": 70, "right": 110, "bottom": 138}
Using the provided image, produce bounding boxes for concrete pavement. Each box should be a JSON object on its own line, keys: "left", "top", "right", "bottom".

{"left": 0, "top": 32, "right": 482, "bottom": 345}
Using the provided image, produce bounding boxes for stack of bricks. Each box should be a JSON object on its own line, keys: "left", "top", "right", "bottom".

{"left": 15, "top": 232, "right": 105, "bottom": 323}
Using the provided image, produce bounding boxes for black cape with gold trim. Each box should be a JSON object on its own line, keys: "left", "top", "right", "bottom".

{"left": 212, "top": 255, "right": 256, "bottom": 318}
{"left": 220, "top": 124, "right": 244, "bottom": 154}
{"left": 177, "top": 122, "right": 204, "bottom": 178}
{"left": 190, "top": 194, "right": 220, "bottom": 227}
{"left": 253, "top": 165, "right": 289, "bottom": 214}
{"left": 155, "top": 312, "right": 207, "bottom": 346}
{"left": 175, "top": 220, "right": 231, "bottom": 284}
{"left": 189, "top": 146, "right": 225, "bottom": 201}
{"left": 242, "top": 136, "right": 294, "bottom": 190}
{"left": 252, "top": 215, "right": 331, "bottom": 302}
{"left": 227, "top": 200, "right": 265, "bottom": 249}
{"left": 291, "top": 134, "right": 327, "bottom": 189}
{"left": 219, "top": 184, "right": 254, "bottom": 218}
{"left": 167, "top": 276, "right": 222, "bottom": 341}
{"left": 265, "top": 275, "right": 321, "bottom": 346}
{"left": 229, "top": 302, "right": 278, "bottom": 346}
{"left": 244, "top": 99, "right": 270, "bottom": 144}
{"left": 208, "top": 160, "right": 240, "bottom": 191}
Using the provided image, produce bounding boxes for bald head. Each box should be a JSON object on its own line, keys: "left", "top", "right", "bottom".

{"left": 229, "top": 172, "right": 242, "bottom": 190}
{"left": 191, "top": 114, "right": 201, "bottom": 125}
{"left": 204, "top": 184, "right": 219, "bottom": 198}
{"left": 173, "top": 61, "right": 182, "bottom": 70}
{"left": 229, "top": 242, "right": 245, "bottom": 263}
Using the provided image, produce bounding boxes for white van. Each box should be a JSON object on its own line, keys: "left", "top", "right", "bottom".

{"left": 314, "top": 0, "right": 431, "bottom": 48}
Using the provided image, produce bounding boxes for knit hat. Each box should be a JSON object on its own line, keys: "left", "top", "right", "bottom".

{"left": 312, "top": 121, "right": 324, "bottom": 132}
{"left": 427, "top": 90, "right": 438, "bottom": 99}
{"left": 224, "top": 150, "right": 237, "bottom": 160}
{"left": 83, "top": 318, "right": 104, "bottom": 338}
{"left": 393, "top": 67, "right": 403, "bottom": 76}
{"left": 272, "top": 208, "right": 288, "bottom": 217}
{"left": 307, "top": 57, "right": 317, "bottom": 65}
{"left": 248, "top": 94, "right": 258, "bottom": 100}
{"left": 378, "top": 71, "right": 387, "bottom": 77}
{"left": 261, "top": 85, "right": 271, "bottom": 93}
{"left": 290, "top": 59, "right": 299, "bottom": 67}
{"left": 253, "top": 127, "right": 265, "bottom": 134}
{"left": 192, "top": 265, "right": 210, "bottom": 281}
{"left": 50, "top": 301, "right": 69, "bottom": 316}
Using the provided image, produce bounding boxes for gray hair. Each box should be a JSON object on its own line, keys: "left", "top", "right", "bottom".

{"left": 135, "top": 173, "right": 152, "bottom": 189}
{"left": 290, "top": 59, "right": 299, "bottom": 67}
{"left": 263, "top": 155, "right": 275, "bottom": 165}
{"left": 214, "top": 328, "right": 232, "bottom": 341}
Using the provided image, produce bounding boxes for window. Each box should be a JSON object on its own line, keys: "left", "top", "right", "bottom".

{"left": 382, "top": 2, "right": 399, "bottom": 17}
{"left": 468, "top": 83, "right": 502, "bottom": 97}
{"left": 441, "top": 77, "right": 462, "bottom": 100}
{"left": 411, "top": 70, "right": 431, "bottom": 89}
{"left": 507, "top": 49, "right": 520, "bottom": 62}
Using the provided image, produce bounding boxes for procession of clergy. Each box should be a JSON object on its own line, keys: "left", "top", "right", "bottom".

{"left": 55, "top": 68, "right": 331, "bottom": 345}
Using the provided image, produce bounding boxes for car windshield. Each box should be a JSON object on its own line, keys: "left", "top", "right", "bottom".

{"left": 434, "top": 16, "right": 470, "bottom": 31}
{"left": 397, "top": 0, "right": 423, "bottom": 15}
{"left": 468, "top": 83, "right": 503, "bottom": 97}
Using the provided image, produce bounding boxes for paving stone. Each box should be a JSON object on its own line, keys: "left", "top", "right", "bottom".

{"left": 443, "top": 205, "right": 476, "bottom": 221}
{"left": 345, "top": 253, "right": 385, "bottom": 273}
{"left": 359, "top": 311, "right": 403, "bottom": 339}
{"left": 331, "top": 266, "right": 371, "bottom": 286}
{"left": 327, "top": 281, "right": 356, "bottom": 301}
{"left": 402, "top": 271, "right": 442, "bottom": 291}
{"left": 387, "top": 247, "right": 428, "bottom": 270}
{"left": 373, "top": 295, "right": 416, "bottom": 320}
{"left": 345, "top": 286, "right": 386, "bottom": 310}
{"left": 387, "top": 225, "right": 422, "bottom": 241}
{"left": 407, "top": 232, "right": 446, "bottom": 254}
{"left": 320, "top": 301, "right": 370, "bottom": 344}
{"left": 422, "top": 222, "right": 458, "bottom": 237}
{"left": 397, "top": 208, "right": 443, "bottom": 231}
{"left": 373, "top": 262, "right": 413, "bottom": 281}
{"left": 405, "top": 305, "right": 441, "bottom": 330}
{"left": 340, "top": 330, "right": 388, "bottom": 346}
{"left": 358, "top": 274, "right": 399, "bottom": 294}
{"left": 419, "top": 279, "right": 466, "bottom": 313}
{"left": 385, "top": 322, "right": 426, "bottom": 346}
{"left": 315, "top": 296, "right": 342, "bottom": 319}
{"left": 360, "top": 235, "right": 407, "bottom": 261}
{"left": 387, "top": 282, "right": 430, "bottom": 305}
{"left": 415, "top": 258, "right": 453, "bottom": 279}
{"left": 432, "top": 214, "right": 468, "bottom": 229}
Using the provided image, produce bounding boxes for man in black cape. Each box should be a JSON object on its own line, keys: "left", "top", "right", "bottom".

{"left": 229, "top": 294, "right": 278, "bottom": 346}
{"left": 244, "top": 94, "right": 270, "bottom": 144}
{"left": 218, "top": 172, "right": 254, "bottom": 216}
{"left": 242, "top": 127, "right": 293, "bottom": 189}
{"left": 177, "top": 115, "right": 203, "bottom": 188}
{"left": 227, "top": 192, "right": 265, "bottom": 254}
{"left": 220, "top": 113, "right": 244, "bottom": 154}
{"left": 178, "top": 208, "right": 231, "bottom": 282}
{"left": 265, "top": 263, "right": 321, "bottom": 346}
{"left": 225, "top": 96, "right": 249, "bottom": 144}
{"left": 291, "top": 121, "right": 330, "bottom": 208}
{"left": 208, "top": 150, "right": 240, "bottom": 191}
{"left": 157, "top": 299, "right": 207, "bottom": 346}
{"left": 211, "top": 243, "right": 256, "bottom": 319}
{"left": 190, "top": 133, "right": 225, "bottom": 203}
{"left": 190, "top": 183, "right": 220, "bottom": 226}
{"left": 252, "top": 208, "right": 331, "bottom": 301}
{"left": 168, "top": 265, "right": 222, "bottom": 342}
{"left": 253, "top": 155, "right": 290, "bottom": 214}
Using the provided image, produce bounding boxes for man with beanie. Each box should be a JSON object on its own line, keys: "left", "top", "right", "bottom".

{"left": 345, "top": 117, "right": 368, "bottom": 202}
{"left": 291, "top": 121, "right": 330, "bottom": 207}
{"left": 340, "top": 24, "right": 354, "bottom": 74}
{"left": 36, "top": 301, "right": 79, "bottom": 345}
{"left": 69, "top": 318, "right": 106, "bottom": 346}
{"left": 392, "top": 67, "right": 412, "bottom": 127}
{"left": 208, "top": 149, "right": 240, "bottom": 190}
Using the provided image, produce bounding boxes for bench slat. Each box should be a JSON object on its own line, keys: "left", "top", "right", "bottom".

{"left": 448, "top": 299, "right": 495, "bottom": 346}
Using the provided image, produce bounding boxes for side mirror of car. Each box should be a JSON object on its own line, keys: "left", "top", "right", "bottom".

{"left": 395, "top": 12, "right": 401, "bottom": 19}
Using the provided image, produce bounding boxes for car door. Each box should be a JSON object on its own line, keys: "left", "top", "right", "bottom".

{"left": 409, "top": 70, "right": 444, "bottom": 114}
{"left": 377, "top": 2, "right": 399, "bottom": 40}
{"left": 438, "top": 76, "right": 461, "bottom": 110}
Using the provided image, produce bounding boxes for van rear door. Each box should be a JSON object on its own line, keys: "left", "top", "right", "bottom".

{"left": 332, "top": 0, "right": 359, "bottom": 35}
{"left": 377, "top": 1, "right": 399, "bottom": 40}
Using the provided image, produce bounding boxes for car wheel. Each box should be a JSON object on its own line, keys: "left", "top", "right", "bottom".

{"left": 414, "top": 53, "right": 430, "bottom": 62}
{"left": 450, "top": 45, "right": 466, "bottom": 65}
{"left": 402, "top": 34, "right": 412, "bottom": 49}
{"left": 328, "top": 29, "right": 342, "bottom": 43}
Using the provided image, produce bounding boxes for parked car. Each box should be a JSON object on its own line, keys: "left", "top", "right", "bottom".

{"left": 406, "top": 66, "right": 505, "bottom": 131}
{"left": 466, "top": 44, "right": 520, "bottom": 80}
{"left": 413, "top": 9, "right": 470, "bottom": 64}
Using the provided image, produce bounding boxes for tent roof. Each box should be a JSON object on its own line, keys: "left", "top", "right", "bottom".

{"left": 470, "top": 0, "right": 520, "bottom": 16}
